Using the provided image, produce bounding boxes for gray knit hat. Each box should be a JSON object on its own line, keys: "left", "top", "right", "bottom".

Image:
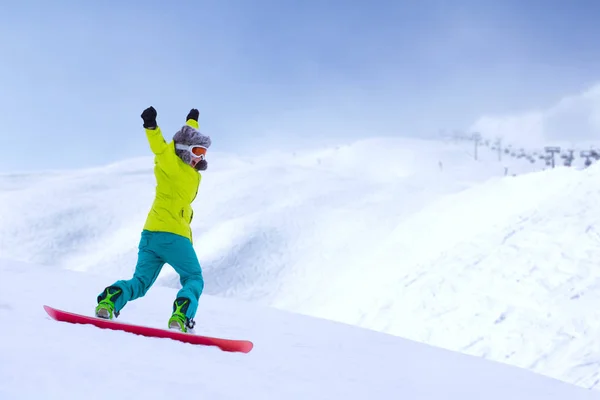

{"left": 173, "top": 125, "right": 212, "bottom": 164}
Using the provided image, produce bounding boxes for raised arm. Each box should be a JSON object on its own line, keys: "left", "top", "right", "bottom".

{"left": 146, "top": 127, "right": 168, "bottom": 155}
{"left": 140, "top": 106, "right": 170, "bottom": 155}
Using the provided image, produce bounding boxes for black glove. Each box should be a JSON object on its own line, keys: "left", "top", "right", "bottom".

{"left": 186, "top": 108, "right": 199, "bottom": 122}
{"left": 141, "top": 106, "right": 157, "bottom": 129}
{"left": 195, "top": 159, "right": 207, "bottom": 171}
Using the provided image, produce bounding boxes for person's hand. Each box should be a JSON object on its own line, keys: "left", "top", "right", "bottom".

{"left": 141, "top": 106, "right": 157, "bottom": 129}
{"left": 186, "top": 108, "right": 199, "bottom": 122}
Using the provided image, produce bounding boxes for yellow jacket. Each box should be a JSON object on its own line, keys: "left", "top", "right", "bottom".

{"left": 142, "top": 119, "right": 201, "bottom": 242}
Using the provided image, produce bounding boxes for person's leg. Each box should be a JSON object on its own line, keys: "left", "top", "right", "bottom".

{"left": 163, "top": 233, "right": 204, "bottom": 322}
{"left": 96, "top": 231, "right": 165, "bottom": 317}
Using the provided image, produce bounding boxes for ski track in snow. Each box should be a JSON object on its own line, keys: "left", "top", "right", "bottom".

{"left": 2, "top": 137, "right": 600, "bottom": 395}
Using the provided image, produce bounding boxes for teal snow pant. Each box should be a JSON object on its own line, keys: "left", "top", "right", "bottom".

{"left": 104, "top": 230, "right": 204, "bottom": 319}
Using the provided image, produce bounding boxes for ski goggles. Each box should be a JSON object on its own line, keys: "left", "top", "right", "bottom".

{"left": 175, "top": 144, "right": 207, "bottom": 159}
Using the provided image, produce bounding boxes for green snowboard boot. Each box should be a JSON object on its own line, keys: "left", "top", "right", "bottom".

{"left": 168, "top": 297, "right": 196, "bottom": 333}
{"left": 95, "top": 286, "right": 122, "bottom": 319}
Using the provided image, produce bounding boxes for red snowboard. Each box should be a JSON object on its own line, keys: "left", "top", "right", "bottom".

{"left": 43, "top": 305, "right": 253, "bottom": 353}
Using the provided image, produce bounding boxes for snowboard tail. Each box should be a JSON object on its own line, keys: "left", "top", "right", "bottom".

{"left": 43, "top": 305, "right": 253, "bottom": 353}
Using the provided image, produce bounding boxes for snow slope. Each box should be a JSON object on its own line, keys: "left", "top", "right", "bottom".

{"left": 1, "top": 137, "right": 599, "bottom": 392}
{"left": 0, "top": 259, "right": 597, "bottom": 400}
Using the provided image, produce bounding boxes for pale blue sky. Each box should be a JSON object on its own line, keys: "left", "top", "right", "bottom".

{"left": 2, "top": 0, "right": 600, "bottom": 171}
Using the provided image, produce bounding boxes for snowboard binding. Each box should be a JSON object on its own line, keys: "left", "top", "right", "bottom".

{"left": 95, "top": 286, "right": 122, "bottom": 320}
{"left": 168, "top": 297, "right": 196, "bottom": 333}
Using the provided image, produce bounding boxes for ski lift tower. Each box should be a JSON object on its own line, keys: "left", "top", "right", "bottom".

{"left": 472, "top": 132, "right": 481, "bottom": 160}
{"left": 544, "top": 146, "right": 561, "bottom": 168}
{"left": 495, "top": 138, "right": 502, "bottom": 161}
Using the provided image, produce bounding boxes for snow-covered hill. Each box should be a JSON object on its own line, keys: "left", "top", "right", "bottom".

{"left": 1, "top": 136, "right": 599, "bottom": 395}
{"left": 0, "top": 259, "right": 596, "bottom": 400}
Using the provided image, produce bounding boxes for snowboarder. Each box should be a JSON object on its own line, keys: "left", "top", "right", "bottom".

{"left": 95, "top": 106, "right": 211, "bottom": 333}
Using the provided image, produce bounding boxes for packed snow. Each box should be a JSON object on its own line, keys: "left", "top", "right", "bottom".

{"left": 1, "top": 136, "right": 600, "bottom": 398}
{"left": 1, "top": 259, "right": 596, "bottom": 399}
